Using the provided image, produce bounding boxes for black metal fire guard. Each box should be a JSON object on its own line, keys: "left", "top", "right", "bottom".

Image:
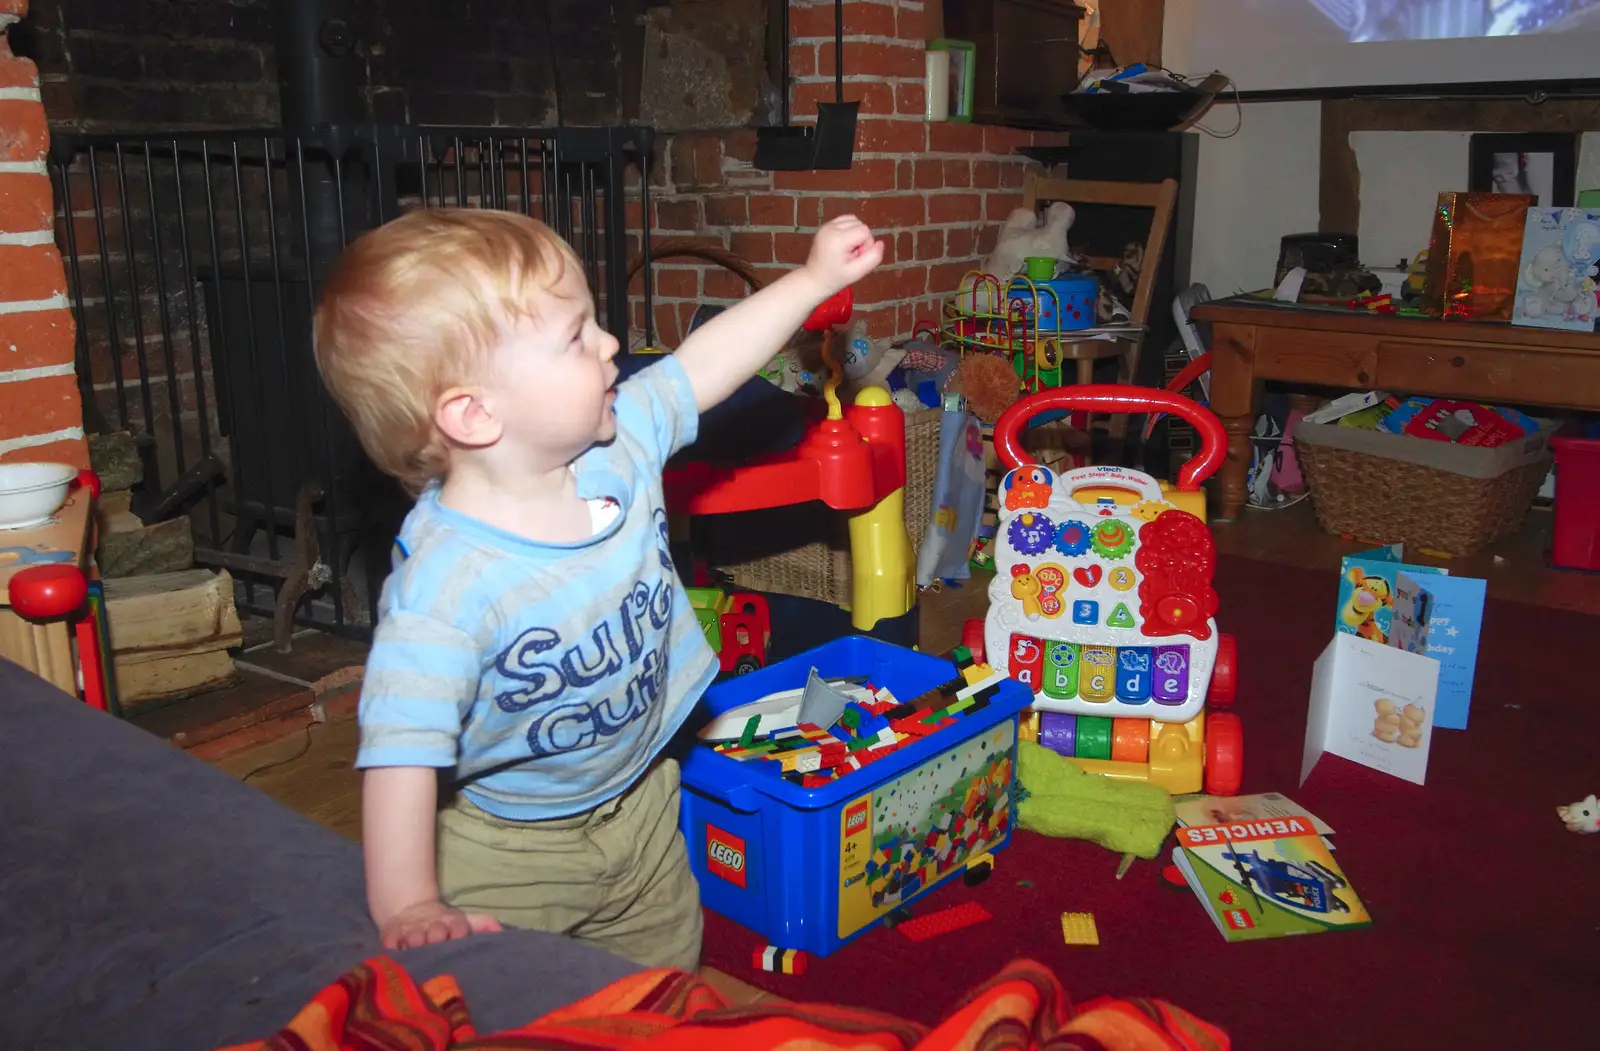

{"left": 50, "top": 124, "right": 653, "bottom": 643}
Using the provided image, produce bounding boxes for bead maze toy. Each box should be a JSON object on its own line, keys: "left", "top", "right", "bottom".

{"left": 664, "top": 288, "right": 915, "bottom": 634}
{"left": 937, "top": 271, "right": 1095, "bottom": 395}
{"left": 962, "top": 386, "right": 1243, "bottom": 796}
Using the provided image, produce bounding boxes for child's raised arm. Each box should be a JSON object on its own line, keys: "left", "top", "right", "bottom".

{"left": 673, "top": 215, "right": 884, "bottom": 412}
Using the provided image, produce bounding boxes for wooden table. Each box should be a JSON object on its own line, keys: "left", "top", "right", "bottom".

{"left": 0, "top": 488, "right": 94, "bottom": 694}
{"left": 1191, "top": 298, "right": 1600, "bottom": 520}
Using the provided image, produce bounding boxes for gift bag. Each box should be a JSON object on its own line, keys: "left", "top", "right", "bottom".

{"left": 915, "top": 405, "right": 988, "bottom": 587}
{"left": 1423, "top": 191, "right": 1535, "bottom": 320}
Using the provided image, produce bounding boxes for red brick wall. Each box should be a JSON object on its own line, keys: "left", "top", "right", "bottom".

{"left": 630, "top": 0, "right": 1066, "bottom": 348}
{"left": 0, "top": 0, "right": 85, "bottom": 467}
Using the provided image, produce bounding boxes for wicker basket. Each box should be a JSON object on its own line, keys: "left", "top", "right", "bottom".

{"left": 709, "top": 408, "right": 942, "bottom": 607}
{"left": 1296, "top": 424, "right": 1553, "bottom": 556}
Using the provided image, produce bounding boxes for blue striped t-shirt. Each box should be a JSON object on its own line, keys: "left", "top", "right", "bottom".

{"left": 355, "top": 356, "right": 718, "bottom": 820}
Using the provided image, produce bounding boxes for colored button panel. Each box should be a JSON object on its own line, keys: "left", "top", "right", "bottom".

{"left": 1043, "top": 641, "right": 1079, "bottom": 700}
{"left": 1009, "top": 633, "right": 1044, "bottom": 693}
{"left": 1116, "top": 646, "right": 1152, "bottom": 703}
{"left": 1153, "top": 645, "right": 1190, "bottom": 704}
{"left": 1079, "top": 646, "right": 1116, "bottom": 702}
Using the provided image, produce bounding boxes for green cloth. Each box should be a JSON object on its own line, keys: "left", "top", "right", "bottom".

{"left": 1015, "top": 740, "right": 1177, "bottom": 860}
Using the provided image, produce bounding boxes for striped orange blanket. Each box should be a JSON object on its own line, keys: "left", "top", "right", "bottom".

{"left": 220, "top": 955, "right": 1227, "bottom": 1051}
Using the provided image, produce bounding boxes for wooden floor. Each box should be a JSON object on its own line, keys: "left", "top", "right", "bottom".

{"left": 203, "top": 496, "right": 1599, "bottom": 1006}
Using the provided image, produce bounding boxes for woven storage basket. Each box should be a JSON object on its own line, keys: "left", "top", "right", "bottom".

{"left": 711, "top": 407, "right": 942, "bottom": 607}
{"left": 631, "top": 242, "right": 942, "bottom": 607}
{"left": 1296, "top": 420, "right": 1554, "bottom": 556}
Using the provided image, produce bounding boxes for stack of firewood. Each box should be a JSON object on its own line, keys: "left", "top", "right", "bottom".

{"left": 90, "top": 433, "right": 241, "bottom": 708}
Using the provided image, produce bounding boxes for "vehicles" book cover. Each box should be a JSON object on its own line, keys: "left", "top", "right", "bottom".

{"left": 1172, "top": 815, "right": 1371, "bottom": 942}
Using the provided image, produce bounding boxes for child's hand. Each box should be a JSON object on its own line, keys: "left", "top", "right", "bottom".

{"left": 803, "top": 215, "right": 885, "bottom": 296}
{"left": 379, "top": 898, "right": 503, "bottom": 950}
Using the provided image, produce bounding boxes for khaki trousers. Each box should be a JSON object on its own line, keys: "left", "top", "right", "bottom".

{"left": 436, "top": 758, "right": 702, "bottom": 971}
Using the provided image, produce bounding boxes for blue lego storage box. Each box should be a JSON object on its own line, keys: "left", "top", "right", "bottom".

{"left": 679, "top": 636, "right": 1032, "bottom": 957}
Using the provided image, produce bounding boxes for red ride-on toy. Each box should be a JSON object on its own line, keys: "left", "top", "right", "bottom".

{"left": 963, "top": 385, "right": 1241, "bottom": 795}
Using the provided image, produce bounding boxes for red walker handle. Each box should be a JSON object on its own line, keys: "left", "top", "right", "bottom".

{"left": 993, "top": 384, "right": 1227, "bottom": 492}
{"left": 803, "top": 288, "right": 853, "bottom": 332}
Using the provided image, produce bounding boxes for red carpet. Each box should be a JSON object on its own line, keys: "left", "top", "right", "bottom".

{"left": 701, "top": 554, "right": 1600, "bottom": 1048}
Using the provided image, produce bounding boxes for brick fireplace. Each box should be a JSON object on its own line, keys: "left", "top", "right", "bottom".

{"left": 16, "top": 0, "right": 1076, "bottom": 637}
{"left": 0, "top": 0, "right": 85, "bottom": 467}
{"left": 633, "top": 0, "right": 1066, "bottom": 346}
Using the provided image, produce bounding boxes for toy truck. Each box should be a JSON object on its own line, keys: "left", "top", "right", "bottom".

{"left": 687, "top": 586, "right": 772, "bottom": 677}
{"left": 963, "top": 385, "right": 1242, "bottom": 796}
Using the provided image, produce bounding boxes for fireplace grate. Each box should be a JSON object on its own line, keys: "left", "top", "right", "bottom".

{"left": 51, "top": 123, "right": 652, "bottom": 644}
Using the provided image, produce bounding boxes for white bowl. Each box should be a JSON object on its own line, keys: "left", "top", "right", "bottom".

{"left": 0, "top": 462, "right": 78, "bottom": 530}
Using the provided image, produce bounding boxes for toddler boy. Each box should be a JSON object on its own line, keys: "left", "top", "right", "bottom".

{"left": 314, "top": 207, "right": 883, "bottom": 970}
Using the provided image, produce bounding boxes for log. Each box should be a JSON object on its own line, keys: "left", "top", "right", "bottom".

{"left": 97, "top": 515, "right": 195, "bottom": 578}
{"left": 87, "top": 431, "right": 143, "bottom": 492}
{"left": 104, "top": 569, "right": 242, "bottom": 706}
{"left": 113, "top": 650, "right": 239, "bottom": 707}
{"left": 104, "top": 569, "right": 242, "bottom": 657}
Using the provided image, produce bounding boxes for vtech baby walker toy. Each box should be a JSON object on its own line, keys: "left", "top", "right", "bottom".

{"left": 963, "top": 386, "right": 1242, "bottom": 796}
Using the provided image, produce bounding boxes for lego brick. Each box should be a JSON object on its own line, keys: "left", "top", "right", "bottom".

{"left": 956, "top": 670, "right": 1005, "bottom": 699}
{"left": 1061, "top": 912, "right": 1099, "bottom": 946}
{"left": 897, "top": 901, "right": 993, "bottom": 942}
{"left": 753, "top": 945, "right": 809, "bottom": 974}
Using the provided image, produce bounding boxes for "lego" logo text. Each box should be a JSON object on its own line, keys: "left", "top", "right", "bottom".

{"left": 845, "top": 799, "right": 869, "bottom": 837}
{"left": 708, "top": 841, "right": 743, "bottom": 871}
{"left": 705, "top": 825, "right": 747, "bottom": 888}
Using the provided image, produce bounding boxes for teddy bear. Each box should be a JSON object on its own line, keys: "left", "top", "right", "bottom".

{"left": 1372, "top": 698, "right": 1426, "bottom": 748}
{"left": 1519, "top": 243, "right": 1582, "bottom": 320}
{"left": 961, "top": 202, "right": 1075, "bottom": 314}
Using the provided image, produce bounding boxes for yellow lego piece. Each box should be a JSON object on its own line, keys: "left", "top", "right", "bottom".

{"left": 960, "top": 661, "right": 997, "bottom": 687}
{"left": 1060, "top": 912, "right": 1100, "bottom": 946}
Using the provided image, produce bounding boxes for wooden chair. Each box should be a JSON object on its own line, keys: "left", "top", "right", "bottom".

{"left": 1020, "top": 170, "right": 1179, "bottom": 461}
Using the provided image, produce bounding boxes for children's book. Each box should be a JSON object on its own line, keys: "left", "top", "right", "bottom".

{"left": 1172, "top": 815, "right": 1370, "bottom": 942}
{"left": 1173, "top": 792, "right": 1334, "bottom": 837}
{"left": 1334, "top": 545, "right": 1486, "bottom": 730}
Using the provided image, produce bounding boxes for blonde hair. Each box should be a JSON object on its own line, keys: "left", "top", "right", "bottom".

{"left": 313, "top": 209, "right": 582, "bottom": 494}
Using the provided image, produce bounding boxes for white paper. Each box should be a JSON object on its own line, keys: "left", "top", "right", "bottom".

{"left": 1302, "top": 636, "right": 1339, "bottom": 786}
{"left": 1274, "top": 266, "right": 1307, "bottom": 302}
{"left": 1302, "top": 633, "right": 1440, "bottom": 787}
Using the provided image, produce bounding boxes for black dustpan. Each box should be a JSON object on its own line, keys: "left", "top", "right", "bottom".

{"left": 754, "top": 0, "right": 858, "bottom": 171}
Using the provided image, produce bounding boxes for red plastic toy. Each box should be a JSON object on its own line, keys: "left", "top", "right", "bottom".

{"left": 5, "top": 469, "right": 116, "bottom": 713}
{"left": 664, "top": 287, "right": 916, "bottom": 632}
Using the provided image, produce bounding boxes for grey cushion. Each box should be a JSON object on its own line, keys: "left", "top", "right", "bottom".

{"left": 0, "top": 659, "right": 640, "bottom": 1051}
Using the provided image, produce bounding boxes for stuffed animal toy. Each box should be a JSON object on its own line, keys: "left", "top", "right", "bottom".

{"left": 1557, "top": 793, "right": 1600, "bottom": 834}
{"left": 887, "top": 340, "right": 960, "bottom": 410}
{"left": 951, "top": 352, "right": 1021, "bottom": 425}
{"left": 964, "top": 202, "right": 1075, "bottom": 313}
